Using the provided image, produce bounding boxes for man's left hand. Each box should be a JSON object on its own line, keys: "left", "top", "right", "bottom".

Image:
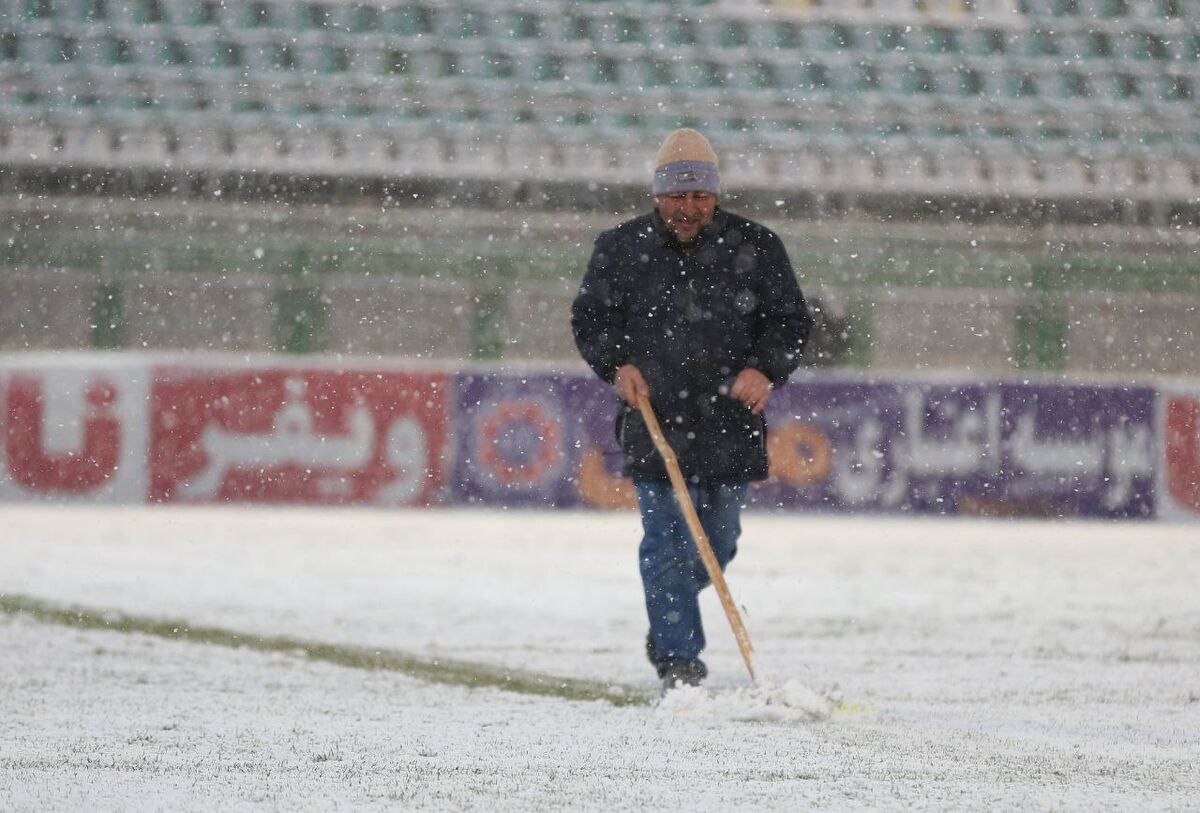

{"left": 730, "top": 368, "right": 772, "bottom": 415}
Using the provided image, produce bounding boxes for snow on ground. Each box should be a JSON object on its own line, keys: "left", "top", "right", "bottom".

{"left": 2, "top": 506, "right": 1199, "bottom": 810}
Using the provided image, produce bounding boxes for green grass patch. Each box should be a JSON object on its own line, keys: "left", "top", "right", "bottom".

{"left": 0, "top": 593, "right": 652, "bottom": 708}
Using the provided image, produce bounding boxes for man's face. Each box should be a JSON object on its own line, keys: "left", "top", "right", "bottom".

{"left": 655, "top": 191, "right": 718, "bottom": 244}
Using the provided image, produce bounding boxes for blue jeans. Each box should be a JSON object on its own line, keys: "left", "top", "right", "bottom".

{"left": 634, "top": 477, "right": 748, "bottom": 675}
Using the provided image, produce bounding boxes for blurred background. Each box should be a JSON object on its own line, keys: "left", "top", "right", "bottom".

{"left": 1, "top": 0, "right": 1198, "bottom": 373}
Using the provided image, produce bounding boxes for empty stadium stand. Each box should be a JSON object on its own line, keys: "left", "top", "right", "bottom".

{"left": 2, "top": 0, "right": 1198, "bottom": 216}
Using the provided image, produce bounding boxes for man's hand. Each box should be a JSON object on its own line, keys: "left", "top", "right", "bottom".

{"left": 730, "top": 368, "right": 772, "bottom": 415}
{"left": 614, "top": 364, "right": 649, "bottom": 408}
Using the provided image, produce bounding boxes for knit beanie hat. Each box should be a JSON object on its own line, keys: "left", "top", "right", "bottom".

{"left": 652, "top": 128, "right": 720, "bottom": 196}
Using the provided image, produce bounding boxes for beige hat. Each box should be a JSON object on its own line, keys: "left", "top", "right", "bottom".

{"left": 653, "top": 128, "right": 720, "bottom": 195}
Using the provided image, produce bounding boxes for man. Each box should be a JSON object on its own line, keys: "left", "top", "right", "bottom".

{"left": 571, "top": 128, "right": 812, "bottom": 693}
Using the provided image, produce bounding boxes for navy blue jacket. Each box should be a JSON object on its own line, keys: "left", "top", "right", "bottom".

{"left": 571, "top": 207, "right": 812, "bottom": 482}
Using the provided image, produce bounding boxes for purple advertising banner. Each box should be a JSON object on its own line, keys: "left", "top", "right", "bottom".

{"left": 754, "top": 377, "right": 1155, "bottom": 519}
{"left": 453, "top": 372, "right": 1156, "bottom": 518}
{"left": 451, "top": 372, "right": 626, "bottom": 509}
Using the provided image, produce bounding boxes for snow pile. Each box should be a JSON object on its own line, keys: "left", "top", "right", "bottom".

{"left": 657, "top": 679, "right": 834, "bottom": 723}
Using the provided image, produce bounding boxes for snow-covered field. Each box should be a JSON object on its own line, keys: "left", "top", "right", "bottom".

{"left": 2, "top": 506, "right": 1198, "bottom": 810}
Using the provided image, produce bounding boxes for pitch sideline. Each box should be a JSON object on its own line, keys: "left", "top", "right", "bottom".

{"left": 0, "top": 592, "right": 651, "bottom": 707}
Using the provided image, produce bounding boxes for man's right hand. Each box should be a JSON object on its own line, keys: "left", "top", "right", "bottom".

{"left": 614, "top": 364, "right": 649, "bottom": 408}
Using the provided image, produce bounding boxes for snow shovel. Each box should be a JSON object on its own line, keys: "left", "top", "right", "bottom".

{"left": 636, "top": 394, "right": 761, "bottom": 684}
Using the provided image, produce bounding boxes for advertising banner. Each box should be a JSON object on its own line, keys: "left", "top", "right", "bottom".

{"left": 149, "top": 366, "right": 450, "bottom": 506}
{"left": 754, "top": 378, "right": 1155, "bottom": 519}
{"left": 448, "top": 373, "right": 1156, "bottom": 518}
{"left": 0, "top": 362, "right": 149, "bottom": 503}
{"left": 1159, "top": 383, "right": 1200, "bottom": 522}
{"left": 451, "top": 373, "right": 631, "bottom": 509}
{"left": 0, "top": 355, "right": 1182, "bottom": 519}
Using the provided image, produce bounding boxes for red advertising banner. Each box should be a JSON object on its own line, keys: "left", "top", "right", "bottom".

{"left": 0, "top": 363, "right": 149, "bottom": 502}
{"left": 1161, "top": 385, "right": 1200, "bottom": 521}
{"left": 149, "top": 367, "right": 451, "bottom": 506}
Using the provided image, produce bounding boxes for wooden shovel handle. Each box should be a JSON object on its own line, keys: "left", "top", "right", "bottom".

{"left": 636, "top": 394, "right": 759, "bottom": 683}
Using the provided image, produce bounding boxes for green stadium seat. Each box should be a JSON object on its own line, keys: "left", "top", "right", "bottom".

{"left": 317, "top": 44, "right": 349, "bottom": 74}
{"left": 852, "top": 62, "right": 882, "bottom": 94}
{"left": 243, "top": 1, "right": 273, "bottom": 30}
{"left": 1159, "top": 74, "right": 1193, "bottom": 102}
{"left": 181, "top": 80, "right": 215, "bottom": 113}
{"left": 967, "top": 28, "right": 1008, "bottom": 56}
{"left": 1003, "top": 71, "right": 1041, "bottom": 100}
{"left": 231, "top": 90, "right": 271, "bottom": 115}
{"left": 1, "top": 31, "right": 19, "bottom": 62}
{"left": 664, "top": 18, "right": 698, "bottom": 47}
{"left": 828, "top": 23, "right": 857, "bottom": 52}
{"left": 265, "top": 41, "right": 299, "bottom": 72}
{"left": 954, "top": 66, "right": 986, "bottom": 97}
{"left": 766, "top": 21, "right": 803, "bottom": 50}
{"left": 588, "top": 54, "right": 618, "bottom": 85}
{"left": 746, "top": 59, "right": 777, "bottom": 91}
{"left": 560, "top": 15, "right": 592, "bottom": 43}
{"left": 347, "top": 4, "right": 380, "bottom": 33}
{"left": 506, "top": 11, "right": 541, "bottom": 40}
{"left": 451, "top": 10, "right": 488, "bottom": 39}
{"left": 625, "top": 56, "right": 674, "bottom": 89}
{"left": 798, "top": 62, "right": 832, "bottom": 93}
{"left": 375, "top": 46, "right": 408, "bottom": 77}
{"left": 132, "top": 0, "right": 166, "bottom": 25}
{"left": 39, "top": 32, "right": 78, "bottom": 64}
{"left": 1084, "top": 30, "right": 1115, "bottom": 58}
{"left": 1059, "top": 69, "right": 1091, "bottom": 99}
{"left": 1130, "top": 31, "right": 1171, "bottom": 61}
{"left": 1152, "top": 0, "right": 1182, "bottom": 17}
{"left": 1096, "top": 0, "right": 1131, "bottom": 19}
{"left": 682, "top": 58, "right": 721, "bottom": 91}
{"left": 384, "top": 5, "right": 433, "bottom": 37}
{"left": 66, "top": 77, "right": 102, "bottom": 112}
{"left": 20, "top": 0, "right": 52, "bottom": 21}
{"left": 210, "top": 39, "right": 245, "bottom": 71}
{"left": 481, "top": 50, "right": 517, "bottom": 81}
{"left": 8, "top": 31, "right": 37, "bottom": 64}
{"left": 99, "top": 34, "right": 139, "bottom": 66}
{"left": 719, "top": 19, "right": 750, "bottom": 49}
{"left": 1112, "top": 72, "right": 1142, "bottom": 99}
{"left": 921, "top": 26, "right": 960, "bottom": 55}
{"left": 611, "top": 15, "right": 646, "bottom": 45}
{"left": 533, "top": 53, "right": 565, "bottom": 83}
{"left": 79, "top": 0, "right": 110, "bottom": 23}
{"left": 1026, "top": 29, "right": 1061, "bottom": 57}
{"left": 1048, "top": 0, "right": 1082, "bottom": 15}
{"left": 300, "top": 3, "right": 332, "bottom": 31}
{"left": 191, "top": 1, "right": 224, "bottom": 27}
{"left": 873, "top": 26, "right": 908, "bottom": 54}
{"left": 159, "top": 38, "right": 190, "bottom": 68}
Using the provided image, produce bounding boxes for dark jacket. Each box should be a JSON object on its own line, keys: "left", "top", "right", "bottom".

{"left": 571, "top": 207, "right": 812, "bottom": 482}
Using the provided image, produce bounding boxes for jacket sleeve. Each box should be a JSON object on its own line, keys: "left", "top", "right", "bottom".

{"left": 571, "top": 234, "right": 628, "bottom": 384}
{"left": 747, "top": 235, "right": 812, "bottom": 385}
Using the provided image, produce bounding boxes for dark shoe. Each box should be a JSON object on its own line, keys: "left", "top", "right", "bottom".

{"left": 660, "top": 660, "right": 707, "bottom": 694}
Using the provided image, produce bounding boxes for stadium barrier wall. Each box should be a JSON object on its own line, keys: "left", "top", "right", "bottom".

{"left": 1, "top": 354, "right": 1196, "bottom": 522}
